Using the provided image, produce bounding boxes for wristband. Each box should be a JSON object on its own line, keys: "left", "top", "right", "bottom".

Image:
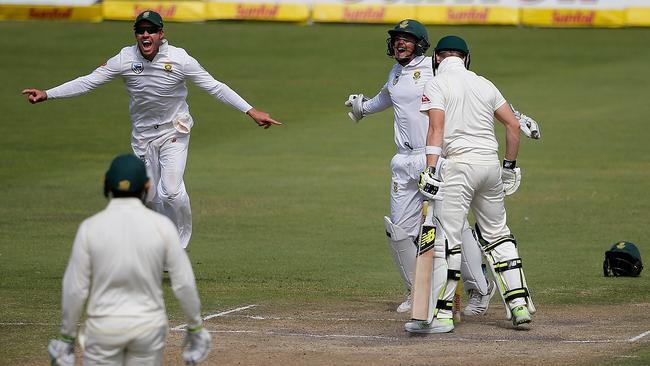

{"left": 425, "top": 146, "right": 442, "bottom": 155}
{"left": 503, "top": 159, "right": 517, "bottom": 169}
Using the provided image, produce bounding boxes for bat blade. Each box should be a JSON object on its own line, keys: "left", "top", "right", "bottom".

{"left": 411, "top": 200, "right": 437, "bottom": 321}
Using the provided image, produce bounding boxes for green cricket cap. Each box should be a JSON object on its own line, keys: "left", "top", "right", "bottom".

{"left": 105, "top": 154, "right": 149, "bottom": 195}
{"left": 134, "top": 10, "right": 164, "bottom": 28}
{"left": 607, "top": 241, "right": 642, "bottom": 262}
{"left": 435, "top": 35, "right": 469, "bottom": 55}
{"left": 388, "top": 19, "right": 429, "bottom": 44}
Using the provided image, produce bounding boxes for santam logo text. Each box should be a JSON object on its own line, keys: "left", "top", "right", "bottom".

{"left": 552, "top": 10, "right": 595, "bottom": 24}
{"left": 134, "top": 5, "right": 176, "bottom": 18}
{"left": 343, "top": 7, "right": 385, "bottom": 21}
{"left": 29, "top": 8, "right": 73, "bottom": 19}
{"left": 447, "top": 8, "right": 489, "bottom": 22}
{"left": 236, "top": 4, "right": 279, "bottom": 18}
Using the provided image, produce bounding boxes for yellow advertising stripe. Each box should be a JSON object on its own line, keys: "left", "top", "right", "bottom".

{"left": 205, "top": 2, "right": 309, "bottom": 22}
{"left": 0, "top": 4, "right": 102, "bottom": 22}
{"left": 102, "top": 1, "right": 205, "bottom": 22}
{"left": 416, "top": 5, "right": 518, "bottom": 25}
{"left": 312, "top": 4, "right": 415, "bottom": 24}
{"left": 626, "top": 7, "right": 650, "bottom": 27}
{"left": 521, "top": 8, "right": 625, "bottom": 28}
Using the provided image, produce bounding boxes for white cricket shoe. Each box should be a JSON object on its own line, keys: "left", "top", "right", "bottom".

{"left": 405, "top": 318, "right": 454, "bottom": 334}
{"left": 396, "top": 292, "right": 412, "bottom": 313}
{"left": 463, "top": 280, "right": 496, "bottom": 316}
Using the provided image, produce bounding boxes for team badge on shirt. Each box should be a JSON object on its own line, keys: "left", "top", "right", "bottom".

{"left": 132, "top": 62, "right": 144, "bottom": 74}
{"left": 164, "top": 63, "right": 173, "bottom": 72}
{"left": 413, "top": 71, "right": 421, "bottom": 80}
{"left": 393, "top": 71, "right": 400, "bottom": 86}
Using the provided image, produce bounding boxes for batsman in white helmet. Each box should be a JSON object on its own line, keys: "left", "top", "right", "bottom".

{"left": 47, "top": 154, "right": 211, "bottom": 366}
{"left": 415, "top": 35, "right": 536, "bottom": 332}
{"left": 22, "top": 10, "right": 281, "bottom": 250}
{"left": 345, "top": 20, "right": 540, "bottom": 316}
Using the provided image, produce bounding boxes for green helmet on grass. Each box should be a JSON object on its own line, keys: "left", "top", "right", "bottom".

{"left": 386, "top": 19, "right": 430, "bottom": 57}
{"left": 603, "top": 241, "right": 643, "bottom": 277}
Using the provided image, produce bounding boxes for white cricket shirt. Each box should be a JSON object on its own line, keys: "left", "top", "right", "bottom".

{"left": 420, "top": 57, "right": 506, "bottom": 164}
{"left": 364, "top": 55, "right": 434, "bottom": 152}
{"left": 46, "top": 40, "right": 253, "bottom": 155}
{"left": 60, "top": 198, "right": 202, "bottom": 337}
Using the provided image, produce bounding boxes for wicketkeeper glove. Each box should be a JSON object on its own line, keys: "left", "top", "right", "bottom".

{"left": 182, "top": 324, "right": 212, "bottom": 365}
{"left": 501, "top": 159, "right": 522, "bottom": 196}
{"left": 510, "top": 104, "right": 541, "bottom": 140}
{"left": 344, "top": 94, "right": 369, "bottom": 123}
{"left": 418, "top": 166, "right": 444, "bottom": 200}
{"left": 47, "top": 335, "right": 75, "bottom": 366}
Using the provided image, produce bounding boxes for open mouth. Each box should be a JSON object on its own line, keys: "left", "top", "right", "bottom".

{"left": 141, "top": 39, "right": 153, "bottom": 50}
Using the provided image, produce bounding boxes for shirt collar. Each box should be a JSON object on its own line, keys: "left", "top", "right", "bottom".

{"left": 401, "top": 55, "right": 427, "bottom": 69}
{"left": 436, "top": 56, "right": 465, "bottom": 74}
{"left": 107, "top": 197, "right": 145, "bottom": 209}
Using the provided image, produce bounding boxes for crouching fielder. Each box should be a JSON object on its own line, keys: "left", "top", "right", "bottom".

{"left": 408, "top": 35, "right": 535, "bottom": 333}
{"left": 48, "top": 154, "right": 211, "bottom": 366}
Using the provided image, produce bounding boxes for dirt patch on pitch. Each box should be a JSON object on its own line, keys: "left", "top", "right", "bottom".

{"left": 162, "top": 300, "right": 650, "bottom": 366}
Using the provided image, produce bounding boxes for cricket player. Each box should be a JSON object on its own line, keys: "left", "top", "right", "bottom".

{"left": 412, "top": 35, "right": 536, "bottom": 333}
{"left": 22, "top": 10, "right": 281, "bottom": 250}
{"left": 47, "top": 154, "right": 211, "bottom": 365}
{"left": 345, "top": 20, "right": 540, "bottom": 315}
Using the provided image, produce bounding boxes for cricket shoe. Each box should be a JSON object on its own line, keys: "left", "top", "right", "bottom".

{"left": 405, "top": 318, "right": 454, "bottom": 334}
{"left": 463, "top": 280, "right": 496, "bottom": 316}
{"left": 511, "top": 305, "right": 532, "bottom": 328}
{"left": 396, "top": 292, "right": 412, "bottom": 313}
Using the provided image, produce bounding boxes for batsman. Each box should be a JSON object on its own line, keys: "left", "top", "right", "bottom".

{"left": 414, "top": 35, "right": 537, "bottom": 332}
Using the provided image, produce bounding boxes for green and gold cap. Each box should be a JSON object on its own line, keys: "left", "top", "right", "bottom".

{"left": 104, "top": 154, "right": 149, "bottom": 196}
{"left": 134, "top": 10, "right": 164, "bottom": 28}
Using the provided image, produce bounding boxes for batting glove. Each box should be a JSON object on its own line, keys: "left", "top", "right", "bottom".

{"left": 182, "top": 324, "right": 212, "bottom": 365}
{"left": 419, "top": 166, "right": 444, "bottom": 200}
{"left": 501, "top": 159, "right": 522, "bottom": 196}
{"left": 47, "top": 335, "right": 75, "bottom": 366}
{"left": 344, "top": 94, "right": 368, "bottom": 123}
{"left": 510, "top": 104, "right": 541, "bottom": 140}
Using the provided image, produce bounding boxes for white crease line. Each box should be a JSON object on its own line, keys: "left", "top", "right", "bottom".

{"left": 168, "top": 328, "right": 398, "bottom": 341}
{"left": 171, "top": 304, "right": 258, "bottom": 331}
{"left": 629, "top": 330, "right": 650, "bottom": 342}
{"left": 0, "top": 322, "right": 57, "bottom": 326}
{"left": 233, "top": 315, "right": 402, "bottom": 322}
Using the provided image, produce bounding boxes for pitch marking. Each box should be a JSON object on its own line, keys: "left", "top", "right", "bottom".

{"left": 171, "top": 304, "right": 257, "bottom": 331}
{"left": 629, "top": 330, "right": 650, "bottom": 342}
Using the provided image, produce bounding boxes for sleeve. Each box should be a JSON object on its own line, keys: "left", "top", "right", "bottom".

{"left": 485, "top": 77, "right": 506, "bottom": 112}
{"left": 420, "top": 79, "right": 445, "bottom": 112}
{"left": 60, "top": 221, "right": 92, "bottom": 338}
{"left": 163, "top": 220, "right": 203, "bottom": 328}
{"left": 46, "top": 52, "right": 122, "bottom": 99}
{"left": 363, "top": 83, "right": 392, "bottom": 115}
{"left": 183, "top": 54, "right": 253, "bottom": 113}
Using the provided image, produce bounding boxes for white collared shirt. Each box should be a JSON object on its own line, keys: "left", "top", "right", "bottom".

{"left": 60, "top": 197, "right": 202, "bottom": 337}
{"left": 420, "top": 57, "right": 506, "bottom": 164}
{"left": 364, "top": 55, "right": 434, "bottom": 152}
{"left": 46, "top": 40, "right": 253, "bottom": 154}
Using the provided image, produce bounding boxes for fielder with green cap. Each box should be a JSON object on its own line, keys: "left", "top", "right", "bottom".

{"left": 415, "top": 35, "right": 537, "bottom": 333}
{"left": 48, "top": 154, "right": 212, "bottom": 365}
{"left": 23, "top": 10, "right": 282, "bottom": 250}
{"left": 344, "top": 20, "right": 542, "bottom": 321}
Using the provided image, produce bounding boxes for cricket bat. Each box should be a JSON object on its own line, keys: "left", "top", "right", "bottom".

{"left": 411, "top": 200, "right": 437, "bottom": 321}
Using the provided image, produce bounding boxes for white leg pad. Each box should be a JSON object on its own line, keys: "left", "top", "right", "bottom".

{"left": 384, "top": 216, "right": 417, "bottom": 291}
{"left": 477, "top": 230, "right": 536, "bottom": 319}
{"left": 460, "top": 222, "right": 489, "bottom": 295}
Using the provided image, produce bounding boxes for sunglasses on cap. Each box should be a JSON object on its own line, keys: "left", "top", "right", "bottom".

{"left": 134, "top": 26, "right": 161, "bottom": 35}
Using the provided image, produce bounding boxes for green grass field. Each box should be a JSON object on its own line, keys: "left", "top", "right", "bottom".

{"left": 1, "top": 21, "right": 649, "bottom": 364}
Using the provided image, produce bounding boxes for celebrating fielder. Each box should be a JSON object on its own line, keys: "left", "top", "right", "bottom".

{"left": 23, "top": 10, "right": 281, "bottom": 249}
{"left": 415, "top": 35, "right": 536, "bottom": 332}
{"left": 345, "top": 20, "right": 540, "bottom": 319}
{"left": 47, "top": 154, "right": 210, "bottom": 366}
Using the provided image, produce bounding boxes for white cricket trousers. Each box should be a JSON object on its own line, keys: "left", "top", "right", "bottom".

{"left": 138, "top": 130, "right": 192, "bottom": 249}
{"left": 82, "top": 316, "right": 167, "bottom": 365}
